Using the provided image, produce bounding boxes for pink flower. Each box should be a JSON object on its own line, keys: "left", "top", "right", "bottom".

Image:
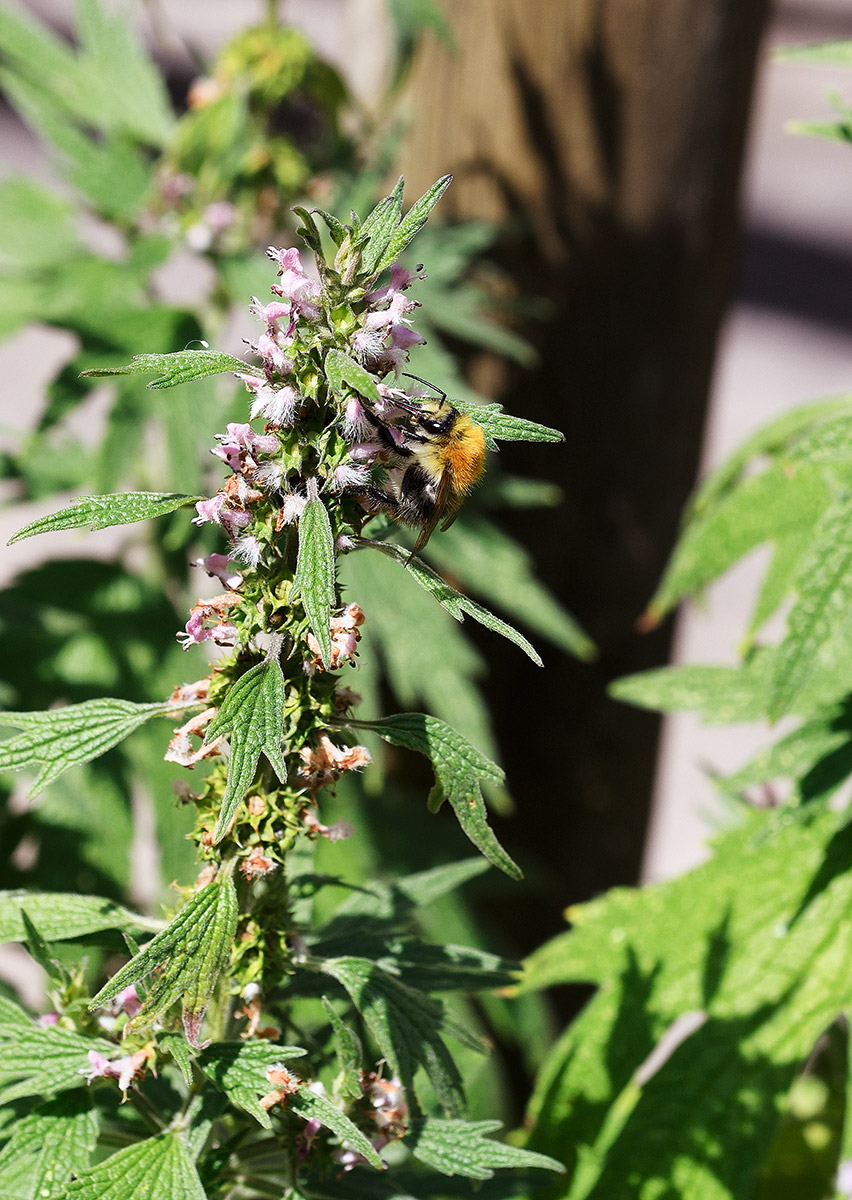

{"left": 250, "top": 297, "right": 291, "bottom": 325}
{"left": 113, "top": 985, "right": 142, "bottom": 1018}
{"left": 82, "top": 1046, "right": 154, "bottom": 1094}
{"left": 366, "top": 263, "right": 423, "bottom": 304}
{"left": 193, "top": 495, "right": 225, "bottom": 526}
{"left": 37, "top": 1010, "right": 59, "bottom": 1028}
{"left": 329, "top": 463, "right": 372, "bottom": 492}
{"left": 255, "top": 331, "right": 292, "bottom": 374}
{"left": 220, "top": 508, "right": 252, "bottom": 535}
{"left": 250, "top": 384, "right": 299, "bottom": 426}
{"left": 280, "top": 491, "right": 307, "bottom": 524}
{"left": 267, "top": 245, "right": 322, "bottom": 321}
{"left": 302, "top": 811, "right": 355, "bottom": 842}
{"left": 165, "top": 708, "right": 225, "bottom": 766}
{"left": 347, "top": 440, "right": 384, "bottom": 462}
{"left": 389, "top": 323, "right": 426, "bottom": 350}
{"left": 204, "top": 201, "right": 236, "bottom": 232}
{"left": 342, "top": 396, "right": 372, "bottom": 441}
{"left": 233, "top": 534, "right": 263, "bottom": 568}
{"left": 177, "top": 594, "right": 241, "bottom": 651}
{"left": 197, "top": 553, "right": 243, "bottom": 589}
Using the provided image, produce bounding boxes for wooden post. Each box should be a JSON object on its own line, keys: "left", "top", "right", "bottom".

{"left": 401, "top": 0, "right": 771, "bottom": 939}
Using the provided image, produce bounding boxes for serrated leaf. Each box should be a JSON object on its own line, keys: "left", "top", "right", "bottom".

{"left": 610, "top": 658, "right": 772, "bottom": 723}
{"left": 64, "top": 1132, "right": 205, "bottom": 1200}
{"left": 374, "top": 175, "right": 453, "bottom": 273}
{"left": 450, "top": 396, "right": 564, "bottom": 448}
{"left": 425, "top": 518, "right": 595, "bottom": 660}
{"left": 322, "top": 997, "right": 363, "bottom": 1096}
{"left": 0, "top": 696, "right": 200, "bottom": 797}
{"left": 8, "top": 492, "right": 200, "bottom": 544}
{"left": 290, "top": 1087, "right": 384, "bottom": 1169}
{"left": 89, "top": 868, "right": 238, "bottom": 1046}
{"left": 205, "top": 658, "right": 288, "bottom": 841}
{"left": 359, "top": 538, "right": 542, "bottom": 665}
{"left": 81, "top": 350, "right": 259, "bottom": 390}
{"left": 198, "top": 1040, "right": 307, "bottom": 1127}
{"left": 0, "top": 1093, "right": 98, "bottom": 1200}
{"left": 769, "top": 490, "right": 852, "bottom": 719}
{"left": 0, "top": 995, "right": 113, "bottom": 1105}
{"left": 720, "top": 701, "right": 852, "bottom": 806}
{"left": 320, "top": 955, "right": 467, "bottom": 1117}
{"left": 405, "top": 1118, "right": 563, "bottom": 1180}
{"left": 343, "top": 713, "right": 519, "bottom": 879}
{"left": 325, "top": 348, "right": 382, "bottom": 404}
{"left": 360, "top": 179, "right": 404, "bottom": 274}
{"left": 524, "top": 807, "right": 852, "bottom": 1198}
{"left": 293, "top": 497, "right": 337, "bottom": 669}
{"left": 158, "top": 1031, "right": 194, "bottom": 1087}
{"left": 313, "top": 207, "right": 348, "bottom": 246}
{"left": 646, "top": 463, "right": 833, "bottom": 624}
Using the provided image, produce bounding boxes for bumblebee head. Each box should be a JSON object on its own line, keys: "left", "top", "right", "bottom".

{"left": 392, "top": 394, "right": 458, "bottom": 441}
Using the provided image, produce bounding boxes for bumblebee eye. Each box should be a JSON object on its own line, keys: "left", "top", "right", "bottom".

{"left": 420, "top": 417, "right": 443, "bottom": 434}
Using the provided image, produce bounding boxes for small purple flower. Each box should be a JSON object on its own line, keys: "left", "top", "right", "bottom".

{"left": 347, "top": 440, "right": 384, "bottom": 462}
{"left": 114, "top": 984, "right": 142, "bottom": 1018}
{"left": 256, "top": 331, "right": 292, "bottom": 374}
{"left": 197, "top": 553, "right": 243, "bottom": 589}
{"left": 366, "top": 263, "right": 423, "bottom": 304}
{"left": 193, "top": 495, "right": 225, "bottom": 526}
{"left": 37, "top": 1010, "right": 60, "bottom": 1028}
{"left": 220, "top": 508, "right": 253, "bottom": 536}
{"left": 389, "top": 323, "right": 425, "bottom": 350}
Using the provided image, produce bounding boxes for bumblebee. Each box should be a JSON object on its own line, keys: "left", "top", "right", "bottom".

{"left": 363, "top": 376, "right": 487, "bottom": 553}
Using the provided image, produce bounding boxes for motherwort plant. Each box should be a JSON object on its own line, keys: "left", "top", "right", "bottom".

{"left": 0, "top": 179, "right": 565, "bottom": 1196}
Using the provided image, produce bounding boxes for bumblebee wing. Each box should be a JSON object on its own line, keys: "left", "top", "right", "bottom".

{"left": 439, "top": 493, "right": 466, "bottom": 533}
{"left": 412, "top": 470, "right": 455, "bottom": 554}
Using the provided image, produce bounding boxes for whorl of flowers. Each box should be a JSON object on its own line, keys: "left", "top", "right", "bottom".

{"left": 171, "top": 228, "right": 433, "bottom": 1002}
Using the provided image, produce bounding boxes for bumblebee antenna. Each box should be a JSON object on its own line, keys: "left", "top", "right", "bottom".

{"left": 402, "top": 372, "right": 447, "bottom": 402}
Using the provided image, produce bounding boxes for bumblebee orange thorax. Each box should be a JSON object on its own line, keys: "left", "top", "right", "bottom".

{"left": 439, "top": 417, "right": 487, "bottom": 494}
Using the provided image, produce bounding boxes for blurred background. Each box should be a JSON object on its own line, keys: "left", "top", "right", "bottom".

{"left": 2, "top": 0, "right": 852, "bottom": 1017}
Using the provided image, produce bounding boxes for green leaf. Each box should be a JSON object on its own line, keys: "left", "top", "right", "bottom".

{"left": 524, "top": 807, "right": 852, "bottom": 1198}
{"left": 325, "top": 348, "right": 382, "bottom": 404}
{"left": 320, "top": 956, "right": 467, "bottom": 1117}
{"left": 158, "top": 1031, "right": 194, "bottom": 1088}
{"left": 358, "top": 538, "right": 542, "bottom": 665}
{"left": 343, "top": 713, "right": 520, "bottom": 879}
{"left": 64, "top": 1133, "right": 205, "bottom": 1200}
{"left": 89, "top": 867, "right": 239, "bottom": 1046}
{"left": 198, "top": 1040, "right": 307, "bottom": 1127}
{"left": 646, "top": 463, "right": 833, "bottom": 624}
{"left": 81, "top": 350, "right": 259, "bottom": 390}
{"left": 610, "top": 657, "right": 773, "bottom": 723}
{"left": 8, "top": 492, "right": 200, "bottom": 544}
{"left": 788, "top": 118, "right": 852, "bottom": 144}
{"left": 405, "top": 1118, "right": 563, "bottom": 1180}
{"left": 0, "top": 696, "right": 200, "bottom": 797}
{"left": 425, "top": 518, "right": 596, "bottom": 660}
{"left": 204, "top": 658, "right": 289, "bottom": 842}
{"left": 450, "top": 397, "right": 564, "bottom": 449}
{"left": 360, "top": 178, "right": 404, "bottom": 274}
{"left": 0, "top": 177, "right": 80, "bottom": 271}
{"left": 720, "top": 702, "right": 852, "bottom": 806}
{"left": 0, "top": 995, "right": 113, "bottom": 1105}
{"left": 777, "top": 40, "right": 852, "bottom": 65}
{"left": 769, "top": 490, "right": 852, "bottom": 718}
{"left": 374, "top": 175, "right": 453, "bottom": 273}
{"left": 294, "top": 498, "right": 337, "bottom": 670}
{"left": 312, "top": 207, "right": 347, "bottom": 246}
{"left": 290, "top": 1087, "right": 384, "bottom": 1169}
{"left": 322, "top": 997, "right": 363, "bottom": 1096}
{"left": 0, "top": 891, "right": 158, "bottom": 946}
{"left": 0, "top": 1093, "right": 98, "bottom": 1200}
